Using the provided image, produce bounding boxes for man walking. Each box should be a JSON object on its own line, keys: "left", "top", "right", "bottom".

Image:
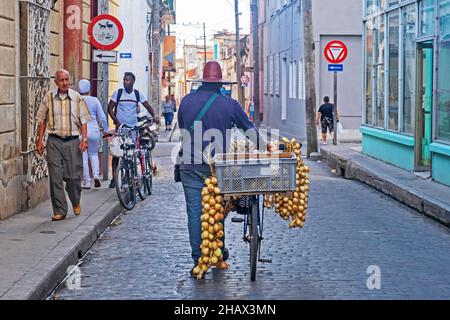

{"left": 178, "top": 61, "right": 259, "bottom": 278}
{"left": 36, "top": 69, "right": 91, "bottom": 221}
{"left": 316, "top": 96, "right": 338, "bottom": 145}
{"left": 107, "top": 72, "right": 159, "bottom": 188}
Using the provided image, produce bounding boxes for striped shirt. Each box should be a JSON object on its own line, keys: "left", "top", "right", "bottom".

{"left": 36, "top": 88, "right": 92, "bottom": 137}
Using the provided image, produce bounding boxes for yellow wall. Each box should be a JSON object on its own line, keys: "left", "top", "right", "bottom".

{"left": 82, "top": 0, "right": 92, "bottom": 80}
{"left": 50, "top": 0, "right": 63, "bottom": 88}
{"left": 108, "top": 0, "right": 120, "bottom": 99}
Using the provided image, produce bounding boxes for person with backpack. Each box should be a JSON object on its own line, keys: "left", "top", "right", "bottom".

{"left": 162, "top": 95, "right": 175, "bottom": 131}
{"left": 107, "top": 72, "right": 159, "bottom": 188}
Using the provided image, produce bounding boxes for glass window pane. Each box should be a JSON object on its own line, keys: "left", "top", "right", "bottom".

{"left": 365, "top": 19, "right": 374, "bottom": 125}
{"left": 420, "top": 0, "right": 435, "bottom": 36}
{"left": 366, "top": 0, "right": 385, "bottom": 15}
{"left": 375, "top": 15, "right": 386, "bottom": 128}
{"left": 440, "top": 0, "right": 450, "bottom": 40}
{"left": 388, "top": 10, "right": 399, "bottom": 130}
{"left": 388, "top": 0, "right": 399, "bottom": 7}
{"left": 437, "top": 0, "right": 450, "bottom": 141}
{"left": 403, "top": 4, "right": 416, "bottom": 134}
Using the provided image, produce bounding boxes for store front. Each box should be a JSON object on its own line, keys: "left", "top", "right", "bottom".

{"left": 362, "top": 0, "right": 450, "bottom": 186}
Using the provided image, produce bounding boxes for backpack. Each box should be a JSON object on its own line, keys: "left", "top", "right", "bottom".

{"left": 114, "top": 88, "right": 140, "bottom": 116}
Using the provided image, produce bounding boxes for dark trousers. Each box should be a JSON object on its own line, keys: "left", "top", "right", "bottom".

{"left": 46, "top": 135, "right": 83, "bottom": 216}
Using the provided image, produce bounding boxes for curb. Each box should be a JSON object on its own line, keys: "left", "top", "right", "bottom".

{"left": 320, "top": 147, "right": 450, "bottom": 227}
{"left": 2, "top": 196, "right": 123, "bottom": 300}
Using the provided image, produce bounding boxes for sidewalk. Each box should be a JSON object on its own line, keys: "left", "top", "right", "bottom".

{"left": 320, "top": 143, "right": 450, "bottom": 227}
{"left": 158, "top": 113, "right": 178, "bottom": 143}
{"left": 0, "top": 183, "right": 122, "bottom": 300}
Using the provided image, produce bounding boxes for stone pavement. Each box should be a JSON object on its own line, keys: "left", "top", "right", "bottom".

{"left": 320, "top": 143, "right": 450, "bottom": 227}
{"left": 0, "top": 117, "right": 177, "bottom": 300}
{"left": 53, "top": 143, "right": 450, "bottom": 300}
{"left": 0, "top": 181, "right": 121, "bottom": 300}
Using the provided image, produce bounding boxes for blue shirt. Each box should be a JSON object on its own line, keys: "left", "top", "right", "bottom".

{"left": 178, "top": 84, "right": 257, "bottom": 171}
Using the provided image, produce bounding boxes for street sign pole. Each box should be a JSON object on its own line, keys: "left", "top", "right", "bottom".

{"left": 324, "top": 40, "right": 347, "bottom": 146}
{"left": 102, "top": 61, "right": 109, "bottom": 180}
{"left": 333, "top": 71, "right": 338, "bottom": 146}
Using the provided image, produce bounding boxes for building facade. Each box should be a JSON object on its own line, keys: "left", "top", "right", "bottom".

{"left": 260, "top": 0, "right": 362, "bottom": 141}
{"left": 0, "top": 0, "right": 120, "bottom": 220}
{"left": 362, "top": 0, "right": 450, "bottom": 186}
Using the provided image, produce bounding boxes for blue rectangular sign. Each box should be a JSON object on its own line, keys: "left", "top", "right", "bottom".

{"left": 328, "top": 64, "right": 343, "bottom": 72}
{"left": 120, "top": 53, "right": 132, "bottom": 59}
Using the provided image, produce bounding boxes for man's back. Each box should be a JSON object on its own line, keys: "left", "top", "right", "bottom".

{"left": 178, "top": 84, "right": 255, "bottom": 169}
{"left": 318, "top": 102, "right": 334, "bottom": 120}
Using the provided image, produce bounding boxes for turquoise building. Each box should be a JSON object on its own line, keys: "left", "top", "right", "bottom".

{"left": 362, "top": 0, "right": 450, "bottom": 186}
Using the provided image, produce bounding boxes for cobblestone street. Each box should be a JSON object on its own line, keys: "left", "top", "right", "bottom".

{"left": 54, "top": 142, "right": 450, "bottom": 300}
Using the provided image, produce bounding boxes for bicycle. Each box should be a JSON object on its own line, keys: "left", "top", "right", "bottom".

{"left": 215, "top": 151, "right": 297, "bottom": 281}
{"left": 113, "top": 124, "right": 139, "bottom": 210}
{"left": 136, "top": 116, "right": 157, "bottom": 196}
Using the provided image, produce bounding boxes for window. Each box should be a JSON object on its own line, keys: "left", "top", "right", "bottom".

{"left": 419, "top": 0, "right": 435, "bottom": 37}
{"left": 365, "top": 19, "right": 374, "bottom": 125}
{"left": 298, "top": 59, "right": 305, "bottom": 100}
{"left": 289, "top": 62, "right": 293, "bottom": 98}
{"left": 388, "top": 10, "right": 399, "bottom": 130}
{"left": 388, "top": 0, "right": 399, "bottom": 7}
{"left": 366, "top": 0, "right": 386, "bottom": 16}
{"left": 274, "top": 54, "right": 280, "bottom": 95}
{"left": 288, "top": 61, "right": 297, "bottom": 99}
{"left": 437, "top": 0, "right": 450, "bottom": 142}
{"left": 374, "top": 15, "right": 385, "bottom": 128}
{"left": 293, "top": 61, "right": 297, "bottom": 99}
{"left": 403, "top": 4, "right": 416, "bottom": 134}
{"left": 269, "top": 55, "right": 273, "bottom": 95}
{"left": 264, "top": 57, "right": 268, "bottom": 94}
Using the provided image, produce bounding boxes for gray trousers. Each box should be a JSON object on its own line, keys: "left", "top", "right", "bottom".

{"left": 46, "top": 135, "right": 83, "bottom": 216}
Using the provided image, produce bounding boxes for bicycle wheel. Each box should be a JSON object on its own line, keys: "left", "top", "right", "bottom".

{"left": 134, "top": 153, "right": 147, "bottom": 201}
{"left": 114, "top": 159, "right": 136, "bottom": 210}
{"left": 249, "top": 196, "right": 259, "bottom": 281}
{"left": 143, "top": 149, "right": 153, "bottom": 196}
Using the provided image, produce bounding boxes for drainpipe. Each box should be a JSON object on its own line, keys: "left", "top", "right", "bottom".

{"left": 64, "top": 0, "right": 83, "bottom": 87}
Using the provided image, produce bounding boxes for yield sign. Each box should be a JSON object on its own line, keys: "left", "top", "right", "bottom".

{"left": 324, "top": 40, "right": 348, "bottom": 64}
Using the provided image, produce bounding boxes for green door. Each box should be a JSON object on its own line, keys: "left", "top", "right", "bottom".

{"left": 417, "top": 43, "right": 433, "bottom": 167}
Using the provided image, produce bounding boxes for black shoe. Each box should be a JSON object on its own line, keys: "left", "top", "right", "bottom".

{"left": 94, "top": 178, "right": 101, "bottom": 188}
{"left": 222, "top": 248, "right": 229, "bottom": 261}
{"left": 109, "top": 179, "right": 115, "bottom": 188}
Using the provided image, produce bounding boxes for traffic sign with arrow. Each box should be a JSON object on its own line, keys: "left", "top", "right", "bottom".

{"left": 93, "top": 50, "right": 118, "bottom": 63}
{"left": 328, "top": 64, "right": 343, "bottom": 72}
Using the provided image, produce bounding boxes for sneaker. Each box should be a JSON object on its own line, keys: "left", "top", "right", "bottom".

{"left": 109, "top": 179, "right": 115, "bottom": 188}
{"left": 94, "top": 178, "right": 101, "bottom": 188}
{"left": 82, "top": 182, "right": 91, "bottom": 190}
{"left": 321, "top": 141, "right": 328, "bottom": 145}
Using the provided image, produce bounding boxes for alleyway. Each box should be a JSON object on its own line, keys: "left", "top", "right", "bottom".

{"left": 53, "top": 142, "right": 450, "bottom": 300}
